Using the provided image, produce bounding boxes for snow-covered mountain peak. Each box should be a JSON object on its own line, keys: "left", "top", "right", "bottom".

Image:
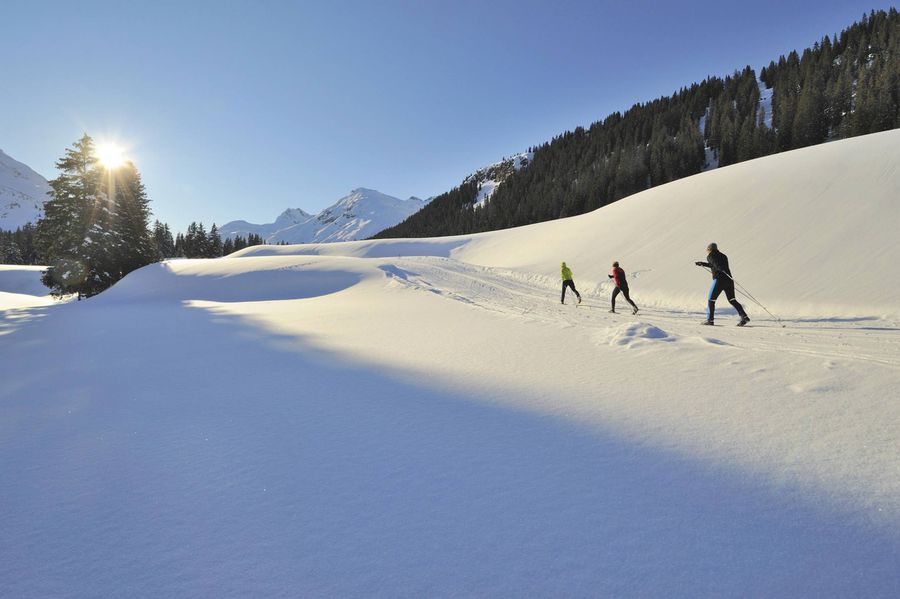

{"left": 323, "top": 188, "right": 419, "bottom": 216}
{"left": 273, "top": 207, "right": 312, "bottom": 227}
{"left": 0, "top": 149, "right": 52, "bottom": 230}
{"left": 218, "top": 188, "right": 429, "bottom": 245}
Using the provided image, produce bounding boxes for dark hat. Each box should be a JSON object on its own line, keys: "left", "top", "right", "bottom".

{"left": 707, "top": 242, "right": 718, "bottom": 251}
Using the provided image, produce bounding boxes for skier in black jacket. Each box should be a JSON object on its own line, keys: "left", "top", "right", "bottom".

{"left": 695, "top": 243, "right": 750, "bottom": 326}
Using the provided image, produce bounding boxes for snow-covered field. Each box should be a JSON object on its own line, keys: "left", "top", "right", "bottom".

{"left": 1, "top": 130, "right": 899, "bottom": 596}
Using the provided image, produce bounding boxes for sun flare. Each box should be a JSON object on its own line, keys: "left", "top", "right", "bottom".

{"left": 96, "top": 142, "right": 126, "bottom": 168}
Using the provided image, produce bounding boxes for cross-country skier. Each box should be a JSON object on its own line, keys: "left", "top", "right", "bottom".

{"left": 695, "top": 243, "right": 750, "bottom": 326}
{"left": 560, "top": 261, "right": 582, "bottom": 304}
{"left": 607, "top": 261, "right": 638, "bottom": 315}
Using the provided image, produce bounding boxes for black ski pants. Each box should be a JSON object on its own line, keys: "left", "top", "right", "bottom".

{"left": 707, "top": 278, "right": 747, "bottom": 320}
{"left": 612, "top": 286, "right": 637, "bottom": 311}
{"left": 561, "top": 279, "right": 580, "bottom": 303}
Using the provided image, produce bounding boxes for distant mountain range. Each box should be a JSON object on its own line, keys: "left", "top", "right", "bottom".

{"left": 218, "top": 188, "right": 429, "bottom": 244}
{"left": 0, "top": 147, "right": 430, "bottom": 244}
{"left": 219, "top": 153, "right": 538, "bottom": 244}
{"left": 0, "top": 149, "right": 51, "bottom": 230}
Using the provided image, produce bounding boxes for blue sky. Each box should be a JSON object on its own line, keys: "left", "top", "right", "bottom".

{"left": 0, "top": 0, "right": 890, "bottom": 231}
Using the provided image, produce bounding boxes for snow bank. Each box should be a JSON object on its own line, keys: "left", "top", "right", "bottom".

{"left": 99, "top": 257, "right": 366, "bottom": 304}
{"left": 0, "top": 265, "right": 54, "bottom": 309}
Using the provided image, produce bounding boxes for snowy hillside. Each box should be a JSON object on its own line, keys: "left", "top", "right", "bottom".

{"left": 241, "top": 129, "right": 900, "bottom": 320}
{"left": 219, "top": 188, "right": 427, "bottom": 244}
{"left": 466, "top": 151, "right": 533, "bottom": 207}
{"left": 2, "top": 130, "right": 899, "bottom": 596}
{"left": 0, "top": 149, "right": 51, "bottom": 230}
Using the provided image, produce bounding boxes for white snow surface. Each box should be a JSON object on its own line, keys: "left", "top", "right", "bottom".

{"left": 218, "top": 188, "right": 427, "bottom": 244}
{"left": 2, "top": 130, "right": 900, "bottom": 596}
{"left": 0, "top": 149, "right": 51, "bottom": 230}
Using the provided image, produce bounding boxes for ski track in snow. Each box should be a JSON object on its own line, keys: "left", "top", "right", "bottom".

{"left": 384, "top": 256, "right": 900, "bottom": 369}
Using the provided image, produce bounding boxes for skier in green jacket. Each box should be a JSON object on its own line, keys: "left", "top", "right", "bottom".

{"left": 560, "top": 262, "right": 582, "bottom": 304}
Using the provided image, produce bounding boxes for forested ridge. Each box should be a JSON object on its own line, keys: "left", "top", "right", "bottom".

{"left": 376, "top": 9, "right": 898, "bottom": 239}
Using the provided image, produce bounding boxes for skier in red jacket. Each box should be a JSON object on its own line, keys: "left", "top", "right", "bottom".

{"left": 608, "top": 261, "right": 639, "bottom": 315}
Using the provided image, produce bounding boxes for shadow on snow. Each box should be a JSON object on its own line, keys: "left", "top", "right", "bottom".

{"left": 1, "top": 297, "right": 899, "bottom": 597}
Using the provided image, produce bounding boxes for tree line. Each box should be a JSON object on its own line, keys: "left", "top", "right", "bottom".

{"left": 1, "top": 134, "right": 273, "bottom": 296}
{"left": 376, "top": 9, "right": 898, "bottom": 239}
{"left": 151, "top": 221, "right": 267, "bottom": 259}
{"left": 2, "top": 216, "right": 270, "bottom": 267}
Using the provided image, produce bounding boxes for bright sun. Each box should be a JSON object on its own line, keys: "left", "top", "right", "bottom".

{"left": 96, "top": 142, "right": 126, "bottom": 168}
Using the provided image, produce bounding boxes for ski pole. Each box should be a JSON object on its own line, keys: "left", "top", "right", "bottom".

{"left": 695, "top": 264, "right": 785, "bottom": 326}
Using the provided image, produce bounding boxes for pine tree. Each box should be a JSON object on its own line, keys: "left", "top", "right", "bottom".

{"left": 195, "top": 222, "right": 210, "bottom": 257}
{"left": 35, "top": 134, "right": 103, "bottom": 297}
{"left": 110, "top": 162, "right": 155, "bottom": 274}
{"left": 152, "top": 220, "right": 176, "bottom": 259}
{"left": 209, "top": 224, "right": 222, "bottom": 258}
{"left": 2, "top": 238, "right": 23, "bottom": 264}
{"left": 792, "top": 72, "right": 827, "bottom": 147}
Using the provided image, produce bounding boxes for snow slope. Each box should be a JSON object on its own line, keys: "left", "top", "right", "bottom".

{"left": 218, "top": 188, "right": 427, "bottom": 244}
{"left": 0, "top": 149, "right": 51, "bottom": 230}
{"left": 1, "top": 130, "right": 899, "bottom": 597}
{"left": 241, "top": 129, "right": 900, "bottom": 320}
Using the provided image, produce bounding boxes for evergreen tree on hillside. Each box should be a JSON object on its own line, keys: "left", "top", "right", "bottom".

{"left": 110, "top": 162, "right": 156, "bottom": 275}
{"left": 35, "top": 134, "right": 103, "bottom": 296}
{"left": 195, "top": 222, "right": 210, "bottom": 257}
{"left": 209, "top": 224, "right": 222, "bottom": 258}
{"left": 2, "top": 238, "right": 23, "bottom": 264}
{"left": 34, "top": 135, "right": 158, "bottom": 295}
{"left": 376, "top": 9, "right": 898, "bottom": 240}
{"left": 181, "top": 221, "right": 211, "bottom": 258}
{"left": 0, "top": 224, "right": 39, "bottom": 265}
{"left": 153, "top": 220, "right": 176, "bottom": 259}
